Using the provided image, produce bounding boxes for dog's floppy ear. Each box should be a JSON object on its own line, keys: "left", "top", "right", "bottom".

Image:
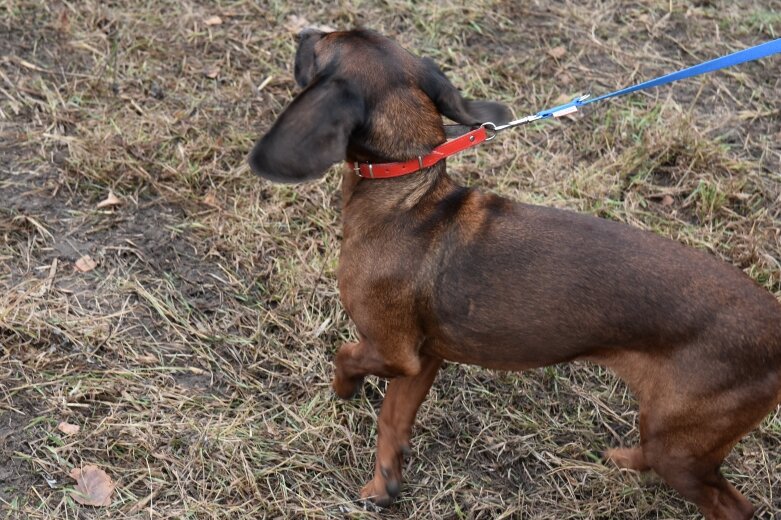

{"left": 248, "top": 76, "right": 364, "bottom": 183}
{"left": 294, "top": 28, "right": 325, "bottom": 87}
{"left": 419, "top": 57, "right": 512, "bottom": 126}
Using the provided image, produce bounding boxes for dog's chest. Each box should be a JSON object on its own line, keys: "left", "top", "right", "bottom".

{"left": 336, "top": 227, "right": 433, "bottom": 324}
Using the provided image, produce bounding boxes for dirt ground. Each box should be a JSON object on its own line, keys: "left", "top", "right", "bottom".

{"left": 1, "top": 1, "right": 780, "bottom": 518}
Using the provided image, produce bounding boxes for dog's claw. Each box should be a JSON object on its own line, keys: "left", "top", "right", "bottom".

{"left": 361, "top": 463, "right": 402, "bottom": 507}
{"left": 379, "top": 469, "right": 401, "bottom": 497}
{"left": 386, "top": 478, "right": 400, "bottom": 498}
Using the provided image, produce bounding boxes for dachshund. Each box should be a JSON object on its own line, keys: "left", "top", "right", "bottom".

{"left": 249, "top": 28, "right": 781, "bottom": 519}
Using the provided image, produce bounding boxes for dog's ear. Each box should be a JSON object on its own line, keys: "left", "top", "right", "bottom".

{"left": 294, "top": 28, "right": 325, "bottom": 87}
{"left": 248, "top": 76, "right": 364, "bottom": 183}
{"left": 418, "top": 57, "right": 512, "bottom": 126}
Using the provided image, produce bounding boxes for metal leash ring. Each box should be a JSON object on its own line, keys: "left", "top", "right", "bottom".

{"left": 481, "top": 122, "right": 498, "bottom": 141}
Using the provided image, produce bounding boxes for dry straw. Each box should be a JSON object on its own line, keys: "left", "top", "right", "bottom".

{"left": 1, "top": 0, "right": 779, "bottom": 518}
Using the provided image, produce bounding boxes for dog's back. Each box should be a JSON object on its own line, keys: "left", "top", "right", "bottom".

{"left": 428, "top": 193, "right": 781, "bottom": 370}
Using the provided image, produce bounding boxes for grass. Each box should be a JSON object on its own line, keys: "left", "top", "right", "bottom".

{"left": 1, "top": 0, "right": 780, "bottom": 518}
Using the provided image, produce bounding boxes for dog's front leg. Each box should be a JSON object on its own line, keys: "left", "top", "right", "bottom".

{"left": 360, "top": 355, "right": 442, "bottom": 507}
{"left": 332, "top": 333, "right": 424, "bottom": 399}
{"left": 333, "top": 340, "right": 378, "bottom": 399}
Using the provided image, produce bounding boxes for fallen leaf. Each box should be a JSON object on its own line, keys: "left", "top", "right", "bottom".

{"left": 204, "top": 66, "right": 220, "bottom": 79}
{"left": 69, "top": 465, "right": 114, "bottom": 507}
{"left": 96, "top": 191, "right": 122, "bottom": 209}
{"left": 204, "top": 15, "right": 223, "bottom": 26}
{"left": 56, "top": 8, "right": 70, "bottom": 33}
{"left": 661, "top": 195, "right": 674, "bottom": 206}
{"left": 285, "top": 14, "right": 309, "bottom": 33}
{"left": 57, "top": 421, "right": 80, "bottom": 436}
{"left": 284, "top": 15, "right": 335, "bottom": 34}
{"left": 136, "top": 354, "right": 157, "bottom": 364}
{"left": 202, "top": 192, "right": 219, "bottom": 208}
{"left": 74, "top": 255, "right": 97, "bottom": 273}
{"left": 548, "top": 46, "right": 567, "bottom": 59}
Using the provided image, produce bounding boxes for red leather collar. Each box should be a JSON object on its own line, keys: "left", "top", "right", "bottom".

{"left": 346, "top": 126, "right": 489, "bottom": 179}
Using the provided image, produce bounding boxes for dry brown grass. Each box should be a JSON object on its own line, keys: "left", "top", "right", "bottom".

{"left": 1, "top": 0, "right": 780, "bottom": 518}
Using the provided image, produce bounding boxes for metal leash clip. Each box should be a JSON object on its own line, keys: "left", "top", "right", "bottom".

{"left": 481, "top": 94, "right": 590, "bottom": 141}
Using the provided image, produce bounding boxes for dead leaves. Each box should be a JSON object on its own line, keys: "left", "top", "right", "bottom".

{"left": 69, "top": 465, "right": 115, "bottom": 507}
{"left": 57, "top": 421, "right": 81, "bottom": 436}
{"left": 52, "top": 424, "right": 114, "bottom": 507}
{"left": 56, "top": 8, "right": 70, "bottom": 33}
{"left": 202, "top": 191, "right": 220, "bottom": 208}
{"left": 548, "top": 46, "right": 567, "bottom": 59}
{"left": 284, "top": 15, "right": 335, "bottom": 34}
{"left": 135, "top": 354, "right": 158, "bottom": 364}
{"left": 202, "top": 15, "right": 224, "bottom": 80}
{"left": 74, "top": 255, "right": 97, "bottom": 273}
{"left": 73, "top": 191, "right": 121, "bottom": 273}
{"left": 96, "top": 191, "right": 122, "bottom": 209}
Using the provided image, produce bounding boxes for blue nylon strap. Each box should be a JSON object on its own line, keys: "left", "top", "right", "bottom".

{"left": 534, "top": 37, "right": 781, "bottom": 120}
{"left": 536, "top": 96, "right": 589, "bottom": 119}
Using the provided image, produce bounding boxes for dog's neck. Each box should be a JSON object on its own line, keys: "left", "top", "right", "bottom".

{"left": 341, "top": 123, "right": 460, "bottom": 236}
{"left": 340, "top": 161, "right": 457, "bottom": 237}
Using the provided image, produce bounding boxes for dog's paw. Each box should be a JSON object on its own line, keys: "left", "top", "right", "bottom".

{"left": 360, "top": 469, "right": 400, "bottom": 507}
{"left": 332, "top": 374, "right": 363, "bottom": 399}
{"left": 603, "top": 447, "right": 650, "bottom": 472}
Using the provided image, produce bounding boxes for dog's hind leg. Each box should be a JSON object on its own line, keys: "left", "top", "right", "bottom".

{"left": 597, "top": 346, "right": 780, "bottom": 518}
{"left": 360, "top": 355, "right": 442, "bottom": 506}
{"left": 643, "top": 438, "right": 755, "bottom": 520}
{"left": 636, "top": 378, "right": 779, "bottom": 519}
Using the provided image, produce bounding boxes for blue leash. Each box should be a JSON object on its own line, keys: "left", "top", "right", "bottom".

{"left": 484, "top": 37, "right": 781, "bottom": 136}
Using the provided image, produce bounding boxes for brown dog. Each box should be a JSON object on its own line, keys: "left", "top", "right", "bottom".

{"left": 249, "top": 29, "right": 781, "bottom": 519}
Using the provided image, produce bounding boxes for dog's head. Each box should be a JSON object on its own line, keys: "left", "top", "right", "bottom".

{"left": 249, "top": 29, "right": 511, "bottom": 183}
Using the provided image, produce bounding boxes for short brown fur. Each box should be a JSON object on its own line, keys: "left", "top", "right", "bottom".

{"left": 249, "top": 29, "right": 781, "bottom": 519}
